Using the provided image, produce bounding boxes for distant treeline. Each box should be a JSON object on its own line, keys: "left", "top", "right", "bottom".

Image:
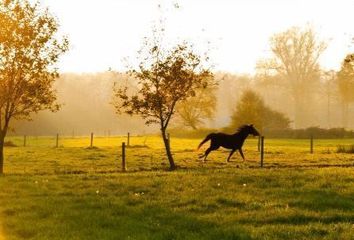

{"left": 170, "top": 127, "right": 354, "bottom": 139}
{"left": 263, "top": 127, "right": 354, "bottom": 139}
{"left": 10, "top": 71, "right": 354, "bottom": 136}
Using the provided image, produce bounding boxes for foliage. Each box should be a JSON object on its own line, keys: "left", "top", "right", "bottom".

{"left": 229, "top": 90, "right": 290, "bottom": 132}
{"left": 337, "top": 54, "right": 354, "bottom": 103}
{"left": 176, "top": 86, "right": 217, "bottom": 130}
{"left": 113, "top": 42, "right": 214, "bottom": 169}
{"left": 0, "top": 0, "right": 68, "bottom": 173}
{"left": 336, "top": 53, "right": 354, "bottom": 127}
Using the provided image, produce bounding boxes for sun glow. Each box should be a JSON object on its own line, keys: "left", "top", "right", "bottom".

{"left": 34, "top": 0, "right": 354, "bottom": 74}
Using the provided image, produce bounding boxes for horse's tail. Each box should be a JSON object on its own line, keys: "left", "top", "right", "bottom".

{"left": 198, "top": 134, "right": 214, "bottom": 149}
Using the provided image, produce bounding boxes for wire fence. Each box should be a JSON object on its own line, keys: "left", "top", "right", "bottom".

{"left": 3, "top": 133, "right": 354, "bottom": 174}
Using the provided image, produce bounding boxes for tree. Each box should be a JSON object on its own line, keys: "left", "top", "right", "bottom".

{"left": 336, "top": 53, "right": 354, "bottom": 128}
{"left": 258, "top": 26, "right": 326, "bottom": 128}
{"left": 229, "top": 90, "right": 290, "bottom": 132}
{"left": 321, "top": 70, "right": 336, "bottom": 128}
{"left": 113, "top": 43, "right": 213, "bottom": 170}
{"left": 176, "top": 86, "right": 217, "bottom": 130}
{"left": 0, "top": 0, "right": 69, "bottom": 173}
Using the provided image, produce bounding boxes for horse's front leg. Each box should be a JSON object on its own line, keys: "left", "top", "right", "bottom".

{"left": 238, "top": 148, "right": 246, "bottom": 161}
{"left": 227, "top": 149, "right": 236, "bottom": 162}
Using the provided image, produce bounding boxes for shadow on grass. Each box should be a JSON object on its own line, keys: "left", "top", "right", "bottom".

{"left": 2, "top": 200, "right": 254, "bottom": 240}
{"left": 291, "top": 190, "right": 354, "bottom": 211}
{"left": 239, "top": 213, "right": 353, "bottom": 226}
{"left": 126, "top": 205, "right": 253, "bottom": 240}
{"left": 238, "top": 190, "right": 353, "bottom": 226}
{"left": 248, "top": 164, "right": 354, "bottom": 169}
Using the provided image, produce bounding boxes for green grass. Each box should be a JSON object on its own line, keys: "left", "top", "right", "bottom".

{"left": 0, "top": 135, "right": 353, "bottom": 239}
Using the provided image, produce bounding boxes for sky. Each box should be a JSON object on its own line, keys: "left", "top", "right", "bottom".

{"left": 38, "top": 0, "right": 354, "bottom": 74}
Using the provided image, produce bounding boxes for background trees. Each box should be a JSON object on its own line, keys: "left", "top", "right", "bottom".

{"left": 258, "top": 26, "right": 326, "bottom": 128}
{"left": 229, "top": 90, "right": 290, "bottom": 133}
{"left": 0, "top": 0, "right": 68, "bottom": 173}
{"left": 336, "top": 53, "right": 354, "bottom": 128}
{"left": 176, "top": 86, "right": 217, "bottom": 130}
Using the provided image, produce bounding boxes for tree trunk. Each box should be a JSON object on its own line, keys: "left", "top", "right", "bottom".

{"left": 293, "top": 96, "right": 303, "bottom": 129}
{"left": 293, "top": 94, "right": 308, "bottom": 129}
{"left": 342, "top": 102, "right": 348, "bottom": 129}
{"left": 0, "top": 133, "right": 4, "bottom": 174}
{"left": 161, "top": 129, "right": 176, "bottom": 170}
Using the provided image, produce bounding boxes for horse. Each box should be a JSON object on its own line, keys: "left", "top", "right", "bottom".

{"left": 198, "top": 124, "right": 260, "bottom": 162}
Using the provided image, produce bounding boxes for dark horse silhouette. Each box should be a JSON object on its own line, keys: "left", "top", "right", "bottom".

{"left": 198, "top": 124, "right": 260, "bottom": 162}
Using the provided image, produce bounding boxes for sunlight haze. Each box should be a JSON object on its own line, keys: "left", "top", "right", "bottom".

{"left": 38, "top": 0, "right": 354, "bottom": 74}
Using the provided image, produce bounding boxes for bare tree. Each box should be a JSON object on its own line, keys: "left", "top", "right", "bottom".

{"left": 0, "top": 0, "right": 68, "bottom": 173}
{"left": 258, "top": 26, "right": 326, "bottom": 128}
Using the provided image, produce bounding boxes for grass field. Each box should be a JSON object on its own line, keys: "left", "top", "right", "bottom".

{"left": 0, "top": 135, "right": 353, "bottom": 239}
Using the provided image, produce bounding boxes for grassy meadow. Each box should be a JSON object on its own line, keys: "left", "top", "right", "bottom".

{"left": 0, "top": 135, "right": 353, "bottom": 239}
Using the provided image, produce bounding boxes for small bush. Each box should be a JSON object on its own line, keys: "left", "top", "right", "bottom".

{"left": 336, "top": 145, "right": 354, "bottom": 153}
{"left": 4, "top": 141, "right": 17, "bottom": 147}
{"left": 169, "top": 128, "right": 219, "bottom": 139}
{"left": 127, "top": 145, "right": 149, "bottom": 149}
{"left": 263, "top": 127, "right": 354, "bottom": 139}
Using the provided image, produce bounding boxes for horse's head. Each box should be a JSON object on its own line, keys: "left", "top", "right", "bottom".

{"left": 246, "top": 124, "right": 260, "bottom": 136}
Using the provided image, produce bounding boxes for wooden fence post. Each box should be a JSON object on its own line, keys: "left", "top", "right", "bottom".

{"left": 23, "top": 135, "right": 26, "bottom": 147}
{"left": 310, "top": 135, "right": 313, "bottom": 154}
{"left": 260, "top": 136, "right": 264, "bottom": 167}
{"left": 257, "top": 136, "right": 261, "bottom": 152}
{"left": 127, "top": 132, "right": 130, "bottom": 147}
{"left": 90, "top": 133, "right": 94, "bottom": 148}
{"left": 122, "top": 142, "right": 126, "bottom": 172}
{"left": 56, "top": 134, "right": 59, "bottom": 148}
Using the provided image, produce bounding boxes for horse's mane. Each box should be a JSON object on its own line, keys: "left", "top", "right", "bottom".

{"left": 235, "top": 125, "right": 250, "bottom": 134}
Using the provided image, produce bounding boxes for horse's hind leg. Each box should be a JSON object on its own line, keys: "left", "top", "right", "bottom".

{"left": 203, "top": 145, "right": 219, "bottom": 162}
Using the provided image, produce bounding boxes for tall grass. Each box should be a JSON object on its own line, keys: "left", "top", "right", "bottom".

{"left": 337, "top": 145, "right": 354, "bottom": 153}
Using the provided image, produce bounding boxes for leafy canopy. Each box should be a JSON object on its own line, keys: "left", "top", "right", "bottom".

{"left": 0, "top": 0, "right": 68, "bottom": 126}
{"left": 114, "top": 43, "right": 214, "bottom": 130}
{"left": 337, "top": 53, "right": 354, "bottom": 103}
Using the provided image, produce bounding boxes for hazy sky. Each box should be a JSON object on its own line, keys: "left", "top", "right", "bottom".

{"left": 38, "top": 0, "right": 354, "bottom": 74}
